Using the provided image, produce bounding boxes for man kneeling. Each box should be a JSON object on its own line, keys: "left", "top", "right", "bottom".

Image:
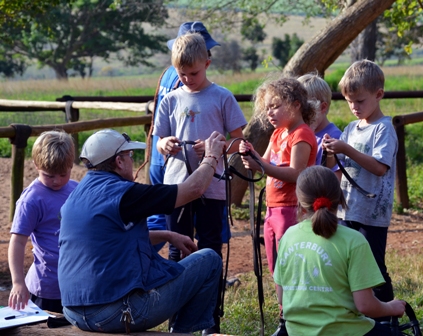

{"left": 58, "top": 129, "right": 226, "bottom": 333}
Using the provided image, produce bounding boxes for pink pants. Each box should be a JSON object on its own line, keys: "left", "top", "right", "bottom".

{"left": 264, "top": 206, "right": 297, "bottom": 274}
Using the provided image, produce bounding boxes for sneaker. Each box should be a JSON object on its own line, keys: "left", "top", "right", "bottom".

{"left": 202, "top": 317, "right": 220, "bottom": 336}
{"left": 202, "top": 325, "right": 220, "bottom": 335}
{"left": 272, "top": 318, "right": 288, "bottom": 336}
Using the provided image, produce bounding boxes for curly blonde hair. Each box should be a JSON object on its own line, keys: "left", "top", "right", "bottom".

{"left": 253, "top": 77, "right": 317, "bottom": 129}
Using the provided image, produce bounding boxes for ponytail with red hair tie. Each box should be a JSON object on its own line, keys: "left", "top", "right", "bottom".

{"left": 313, "top": 197, "right": 332, "bottom": 212}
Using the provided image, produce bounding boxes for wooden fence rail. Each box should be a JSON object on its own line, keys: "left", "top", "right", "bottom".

{"left": 1, "top": 95, "right": 422, "bottom": 219}
{"left": 0, "top": 99, "right": 154, "bottom": 220}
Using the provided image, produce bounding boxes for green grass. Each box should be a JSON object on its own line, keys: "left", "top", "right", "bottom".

{"left": 149, "top": 249, "right": 423, "bottom": 335}
{"left": 217, "top": 249, "right": 423, "bottom": 335}
{"left": 0, "top": 68, "right": 422, "bottom": 210}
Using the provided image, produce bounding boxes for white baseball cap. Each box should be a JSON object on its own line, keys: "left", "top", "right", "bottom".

{"left": 80, "top": 129, "right": 146, "bottom": 167}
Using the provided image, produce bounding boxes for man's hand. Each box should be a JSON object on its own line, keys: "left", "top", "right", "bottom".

{"left": 204, "top": 131, "right": 226, "bottom": 158}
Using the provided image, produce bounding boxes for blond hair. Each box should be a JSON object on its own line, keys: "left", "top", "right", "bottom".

{"left": 171, "top": 32, "right": 209, "bottom": 69}
{"left": 32, "top": 130, "right": 75, "bottom": 174}
{"left": 339, "top": 60, "right": 385, "bottom": 96}
{"left": 253, "top": 77, "right": 316, "bottom": 129}
{"left": 296, "top": 166, "right": 347, "bottom": 239}
{"left": 297, "top": 71, "right": 332, "bottom": 112}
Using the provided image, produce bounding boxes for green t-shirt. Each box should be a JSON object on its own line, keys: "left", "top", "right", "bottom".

{"left": 274, "top": 220, "right": 385, "bottom": 336}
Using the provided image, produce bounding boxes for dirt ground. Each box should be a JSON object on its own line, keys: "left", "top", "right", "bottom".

{"left": 0, "top": 158, "right": 422, "bottom": 307}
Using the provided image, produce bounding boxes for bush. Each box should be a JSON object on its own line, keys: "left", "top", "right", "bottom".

{"left": 325, "top": 68, "right": 347, "bottom": 91}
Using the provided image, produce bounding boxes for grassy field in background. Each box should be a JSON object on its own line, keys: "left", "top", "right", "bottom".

{"left": 0, "top": 65, "right": 422, "bottom": 209}
{"left": 0, "top": 66, "right": 423, "bottom": 334}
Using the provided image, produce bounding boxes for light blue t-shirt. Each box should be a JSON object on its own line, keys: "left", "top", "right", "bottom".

{"left": 337, "top": 116, "right": 398, "bottom": 227}
{"left": 153, "top": 83, "right": 247, "bottom": 200}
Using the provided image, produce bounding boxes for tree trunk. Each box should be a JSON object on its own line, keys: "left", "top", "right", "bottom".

{"left": 282, "top": 0, "right": 395, "bottom": 77}
{"left": 230, "top": 118, "right": 274, "bottom": 205}
{"left": 52, "top": 64, "right": 68, "bottom": 80}
{"left": 231, "top": 0, "right": 396, "bottom": 205}
{"left": 350, "top": 18, "right": 379, "bottom": 62}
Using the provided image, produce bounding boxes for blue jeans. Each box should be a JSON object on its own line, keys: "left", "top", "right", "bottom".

{"left": 63, "top": 248, "right": 222, "bottom": 333}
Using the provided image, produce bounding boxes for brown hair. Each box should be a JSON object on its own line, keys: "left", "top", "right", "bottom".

{"left": 253, "top": 77, "right": 317, "bottom": 129}
{"left": 339, "top": 59, "right": 385, "bottom": 96}
{"left": 32, "top": 130, "right": 74, "bottom": 174}
{"left": 296, "top": 166, "right": 347, "bottom": 239}
{"left": 171, "top": 32, "right": 209, "bottom": 69}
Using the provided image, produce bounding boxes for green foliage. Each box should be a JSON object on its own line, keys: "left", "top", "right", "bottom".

{"left": 272, "top": 36, "right": 290, "bottom": 67}
{"left": 408, "top": 164, "right": 423, "bottom": 208}
{"left": 329, "top": 116, "right": 349, "bottom": 133}
{"left": 383, "top": 0, "right": 423, "bottom": 39}
{"left": 243, "top": 47, "right": 260, "bottom": 72}
{"left": 376, "top": 10, "right": 423, "bottom": 65}
{"left": 224, "top": 79, "right": 263, "bottom": 95}
{"left": 241, "top": 18, "right": 267, "bottom": 44}
{"left": 405, "top": 123, "right": 423, "bottom": 164}
{"left": 385, "top": 73, "right": 423, "bottom": 91}
{"left": 324, "top": 67, "right": 347, "bottom": 92}
{"left": 0, "top": 138, "right": 11, "bottom": 157}
{"left": 0, "top": 50, "right": 26, "bottom": 78}
{"left": 240, "top": 18, "right": 267, "bottom": 73}
{"left": 271, "top": 34, "right": 304, "bottom": 67}
{"left": 174, "top": 0, "right": 335, "bottom": 30}
{"left": 403, "top": 124, "right": 423, "bottom": 208}
{"left": 0, "top": 0, "right": 60, "bottom": 31}
{"left": 0, "top": 0, "right": 169, "bottom": 79}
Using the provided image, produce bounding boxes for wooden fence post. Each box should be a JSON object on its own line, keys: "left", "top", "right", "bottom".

{"left": 9, "top": 124, "right": 32, "bottom": 221}
{"left": 394, "top": 123, "right": 410, "bottom": 210}
{"left": 64, "top": 99, "right": 80, "bottom": 164}
{"left": 144, "top": 100, "right": 154, "bottom": 185}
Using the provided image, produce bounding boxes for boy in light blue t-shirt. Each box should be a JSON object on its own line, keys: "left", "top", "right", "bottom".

{"left": 323, "top": 60, "right": 398, "bottom": 320}
{"left": 153, "top": 32, "right": 247, "bottom": 335}
{"left": 148, "top": 22, "right": 221, "bottom": 246}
